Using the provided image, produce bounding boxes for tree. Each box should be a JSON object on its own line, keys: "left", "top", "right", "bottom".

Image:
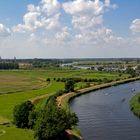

{"left": 28, "top": 110, "right": 38, "bottom": 129}
{"left": 126, "top": 67, "right": 136, "bottom": 77}
{"left": 34, "top": 101, "right": 78, "bottom": 140}
{"left": 65, "top": 80, "right": 75, "bottom": 92}
{"left": 46, "top": 78, "right": 51, "bottom": 82}
{"left": 13, "top": 101, "right": 34, "bottom": 128}
{"left": 138, "top": 96, "right": 140, "bottom": 103}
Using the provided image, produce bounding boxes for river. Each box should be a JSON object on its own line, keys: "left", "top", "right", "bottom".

{"left": 70, "top": 81, "right": 140, "bottom": 140}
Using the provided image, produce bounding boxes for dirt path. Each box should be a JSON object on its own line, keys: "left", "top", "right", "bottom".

{"left": 57, "top": 92, "right": 75, "bottom": 107}
{"left": 0, "top": 116, "right": 10, "bottom": 125}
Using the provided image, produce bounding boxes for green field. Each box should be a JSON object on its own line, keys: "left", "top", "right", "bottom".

{"left": 0, "top": 125, "right": 34, "bottom": 140}
{"left": 0, "top": 69, "right": 130, "bottom": 140}
{"left": 129, "top": 93, "right": 140, "bottom": 117}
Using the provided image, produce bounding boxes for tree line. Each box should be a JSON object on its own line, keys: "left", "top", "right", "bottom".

{"left": 0, "top": 62, "right": 19, "bottom": 69}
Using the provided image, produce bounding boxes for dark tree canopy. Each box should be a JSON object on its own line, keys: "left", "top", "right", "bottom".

{"left": 65, "top": 80, "right": 75, "bottom": 92}
{"left": 13, "top": 101, "right": 34, "bottom": 128}
{"left": 0, "top": 62, "right": 19, "bottom": 69}
{"left": 126, "top": 67, "right": 136, "bottom": 77}
{"left": 34, "top": 100, "right": 78, "bottom": 140}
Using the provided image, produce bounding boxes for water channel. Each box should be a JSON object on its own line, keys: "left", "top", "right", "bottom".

{"left": 70, "top": 81, "right": 140, "bottom": 140}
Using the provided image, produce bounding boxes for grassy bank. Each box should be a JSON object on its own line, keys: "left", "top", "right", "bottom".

{"left": 129, "top": 93, "right": 140, "bottom": 118}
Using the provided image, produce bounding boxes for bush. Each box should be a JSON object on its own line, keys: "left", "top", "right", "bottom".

{"left": 56, "top": 78, "right": 61, "bottom": 82}
{"left": 46, "top": 78, "right": 51, "bottom": 82}
{"left": 138, "top": 96, "right": 140, "bottom": 103}
{"left": 34, "top": 100, "right": 78, "bottom": 140}
{"left": 13, "top": 101, "right": 34, "bottom": 128}
{"left": 28, "top": 110, "right": 38, "bottom": 129}
{"left": 65, "top": 80, "right": 75, "bottom": 92}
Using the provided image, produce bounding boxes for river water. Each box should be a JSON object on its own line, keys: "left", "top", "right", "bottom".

{"left": 70, "top": 81, "right": 140, "bottom": 140}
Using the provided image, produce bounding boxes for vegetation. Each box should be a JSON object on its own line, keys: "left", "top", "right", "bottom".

{"left": 65, "top": 80, "right": 75, "bottom": 92}
{"left": 13, "top": 101, "right": 34, "bottom": 128}
{"left": 129, "top": 93, "right": 140, "bottom": 118}
{"left": 126, "top": 67, "right": 137, "bottom": 77}
{"left": 34, "top": 99, "right": 78, "bottom": 140}
{"left": 0, "top": 68, "right": 132, "bottom": 140}
{"left": 0, "top": 62, "right": 19, "bottom": 69}
{"left": 0, "top": 125, "right": 34, "bottom": 140}
{"left": 12, "top": 96, "right": 78, "bottom": 140}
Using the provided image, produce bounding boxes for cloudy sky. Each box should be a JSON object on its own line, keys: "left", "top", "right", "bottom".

{"left": 0, "top": 0, "right": 140, "bottom": 58}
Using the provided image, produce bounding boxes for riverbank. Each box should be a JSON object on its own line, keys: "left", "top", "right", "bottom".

{"left": 57, "top": 76, "right": 140, "bottom": 140}
{"left": 129, "top": 93, "right": 140, "bottom": 118}
{"left": 57, "top": 76, "right": 140, "bottom": 110}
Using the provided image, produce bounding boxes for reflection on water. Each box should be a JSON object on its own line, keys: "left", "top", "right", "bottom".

{"left": 70, "top": 81, "right": 140, "bottom": 140}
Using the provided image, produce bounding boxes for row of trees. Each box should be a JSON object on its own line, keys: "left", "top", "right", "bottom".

{"left": 55, "top": 77, "right": 114, "bottom": 83}
{"left": 13, "top": 97, "right": 78, "bottom": 140}
{"left": 0, "top": 62, "right": 19, "bottom": 69}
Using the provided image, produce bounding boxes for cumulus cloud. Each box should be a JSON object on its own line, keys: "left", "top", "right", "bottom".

{"left": 63, "top": 0, "right": 116, "bottom": 31}
{"left": 41, "top": 0, "right": 61, "bottom": 16}
{"left": 0, "top": 24, "right": 11, "bottom": 37}
{"left": 13, "top": 0, "right": 61, "bottom": 32}
{"left": 130, "top": 19, "right": 140, "bottom": 33}
{"left": 55, "top": 26, "right": 70, "bottom": 41}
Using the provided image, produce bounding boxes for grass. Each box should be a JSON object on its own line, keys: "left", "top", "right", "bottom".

{"left": 0, "top": 82, "right": 64, "bottom": 120}
{"left": 0, "top": 71, "right": 46, "bottom": 94}
{"left": 0, "top": 69, "right": 130, "bottom": 140}
{"left": 0, "top": 125, "right": 34, "bottom": 140}
{"left": 129, "top": 93, "right": 140, "bottom": 118}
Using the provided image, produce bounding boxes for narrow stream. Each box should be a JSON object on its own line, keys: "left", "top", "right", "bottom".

{"left": 70, "top": 81, "right": 140, "bottom": 140}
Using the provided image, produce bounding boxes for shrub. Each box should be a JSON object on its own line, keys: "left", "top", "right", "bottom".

{"left": 13, "top": 101, "right": 34, "bottom": 128}
{"left": 138, "top": 96, "right": 140, "bottom": 103}
{"left": 28, "top": 110, "right": 38, "bottom": 129}
{"left": 34, "top": 100, "right": 78, "bottom": 140}
{"left": 46, "top": 78, "right": 51, "bottom": 82}
{"left": 65, "top": 80, "right": 75, "bottom": 92}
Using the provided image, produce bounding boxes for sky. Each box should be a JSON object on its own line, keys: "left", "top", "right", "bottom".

{"left": 0, "top": 0, "right": 140, "bottom": 58}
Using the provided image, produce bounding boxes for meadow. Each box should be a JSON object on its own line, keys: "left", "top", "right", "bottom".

{"left": 0, "top": 68, "right": 130, "bottom": 140}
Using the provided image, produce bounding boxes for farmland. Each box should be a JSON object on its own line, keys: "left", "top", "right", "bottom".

{"left": 0, "top": 68, "right": 130, "bottom": 140}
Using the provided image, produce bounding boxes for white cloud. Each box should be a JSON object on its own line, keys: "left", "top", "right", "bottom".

{"left": 41, "top": 0, "right": 61, "bottom": 16}
{"left": 63, "top": 0, "right": 116, "bottom": 31}
{"left": 13, "top": 0, "right": 61, "bottom": 32}
{"left": 0, "top": 24, "right": 11, "bottom": 37}
{"left": 55, "top": 26, "right": 70, "bottom": 41}
{"left": 130, "top": 19, "right": 140, "bottom": 33}
{"left": 63, "top": 0, "right": 105, "bottom": 16}
{"left": 41, "top": 13, "right": 61, "bottom": 30}
{"left": 72, "top": 14, "right": 103, "bottom": 30}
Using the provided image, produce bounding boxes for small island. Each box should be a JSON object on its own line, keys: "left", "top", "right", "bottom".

{"left": 129, "top": 93, "right": 140, "bottom": 118}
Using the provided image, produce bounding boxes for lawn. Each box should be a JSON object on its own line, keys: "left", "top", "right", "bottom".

{"left": 0, "top": 125, "right": 34, "bottom": 140}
